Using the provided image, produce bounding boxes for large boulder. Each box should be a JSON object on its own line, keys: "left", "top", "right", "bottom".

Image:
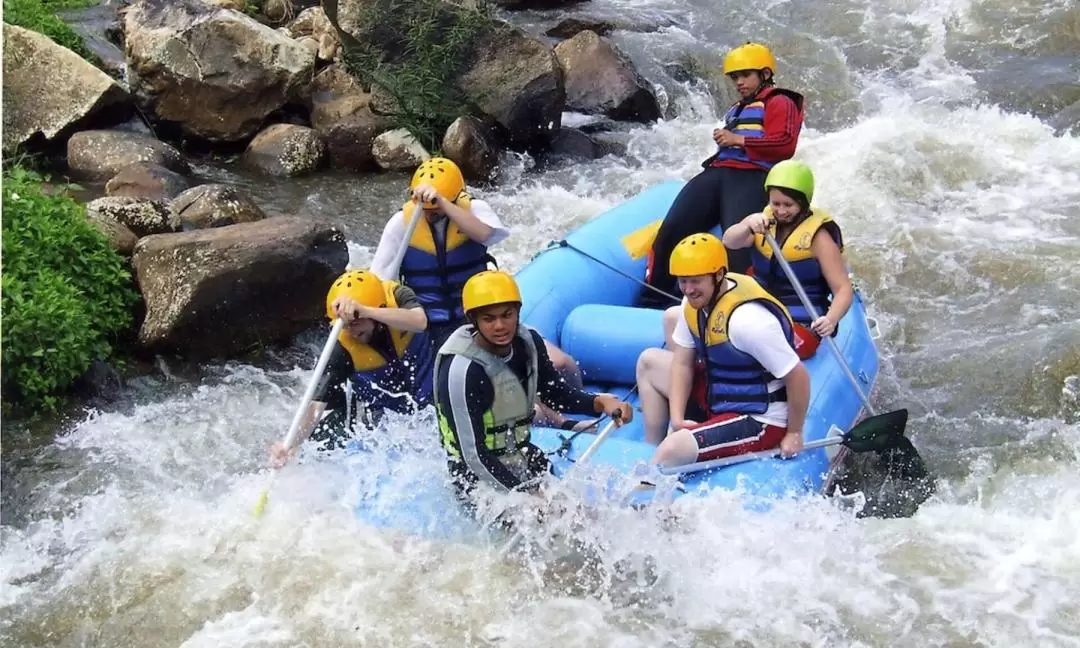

{"left": 169, "top": 184, "right": 267, "bottom": 231}
{"left": 554, "top": 30, "right": 661, "bottom": 122}
{"left": 442, "top": 116, "right": 501, "bottom": 183}
{"left": 105, "top": 163, "right": 193, "bottom": 201}
{"left": 455, "top": 23, "right": 565, "bottom": 150}
{"left": 244, "top": 123, "right": 328, "bottom": 176}
{"left": 307, "top": 65, "right": 391, "bottom": 169}
{"left": 131, "top": 217, "right": 349, "bottom": 357}
{"left": 67, "top": 129, "right": 190, "bottom": 180}
{"left": 371, "top": 128, "right": 430, "bottom": 170}
{"left": 2, "top": 24, "right": 132, "bottom": 154}
{"left": 123, "top": 0, "right": 316, "bottom": 142}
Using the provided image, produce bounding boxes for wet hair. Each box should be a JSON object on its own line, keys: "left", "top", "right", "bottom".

{"left": 771, "top": 185, "right": 811, "bottom": 215}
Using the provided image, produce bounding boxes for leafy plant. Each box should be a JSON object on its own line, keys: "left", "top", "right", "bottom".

{"left": 1, "top": 166, "right": 138, "bottom": 415}
{"left": 3, "top": 0, "right": 99, "bottom": 63}
{"left": 332, "top": 0, "right": 492, "bottom": 152}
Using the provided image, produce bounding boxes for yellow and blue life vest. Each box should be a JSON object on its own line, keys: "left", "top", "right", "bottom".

{"left": 684, "top": 274, "right": 796, "bottom": 415}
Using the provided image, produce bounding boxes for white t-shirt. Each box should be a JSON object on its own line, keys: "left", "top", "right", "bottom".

{"left": 369, "top": 199, "right": 510, "bottom": 280}
{"left": 671, "top": 287, "right": 800, "bottom": 427}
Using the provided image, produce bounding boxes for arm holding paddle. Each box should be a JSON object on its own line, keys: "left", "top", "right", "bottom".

{"left": 808, "top": 229, "right": 851, "bottom": 337}
{"left": 333, "top": 294, "right": 428, "bottom": 333}
{"left": 722, "top": 211, "right": 773, "bottom": 249}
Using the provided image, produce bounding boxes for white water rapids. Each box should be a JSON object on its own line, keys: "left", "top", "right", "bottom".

{"left": 3, "top": 0, "right": 1079, "bottom": 645}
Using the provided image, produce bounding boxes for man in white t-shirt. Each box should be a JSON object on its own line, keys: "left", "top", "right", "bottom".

{"left": 371, "top": 157, "right": 591, "bottom": 431}
{"left": 635, "top": 232, "right": 810, "bottom": 469}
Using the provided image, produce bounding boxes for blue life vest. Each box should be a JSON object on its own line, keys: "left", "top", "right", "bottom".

{"left": 337, "top": 280, "right": 434, "bottom": 412}
{"left": 683, "top": 274, "right": 796, "bottom": 415}
{"left": 714, "top": 86, "right": 804, "bottom": 170}
{"left": 398, "top": 199, "right": 492, "bottom": 327}
{"left": 751, "top": 208, "right": 843, "bottom": 325}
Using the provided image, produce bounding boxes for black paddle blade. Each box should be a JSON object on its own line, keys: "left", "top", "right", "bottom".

{"left": 842, "top": 409, "right": 909, "bottom": 453}
{"left": 833, "top": 435, "right": 936, "bottom": 519}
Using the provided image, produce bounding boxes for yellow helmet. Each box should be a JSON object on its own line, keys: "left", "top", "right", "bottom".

{"left": 409, "top": 157, "right": 465, "bottom": 209}
{"left": 669, "top": 233, "right": 728, "bottom": 277}
{"left": 325, "top": 270, "right": 386, "bottom": 320}
{"left": 462, "top": 270, "right": 521, "bottom": 314}
{"left": 723, "top": 42, "right": 777, "bottom": 75}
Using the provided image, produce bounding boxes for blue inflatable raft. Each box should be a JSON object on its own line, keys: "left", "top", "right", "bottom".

{"left": 350, "top": 180, "right": 880, "bottom": 537}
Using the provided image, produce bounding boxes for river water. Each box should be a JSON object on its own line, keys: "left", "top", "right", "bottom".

{"left": 3, "top": 0, "right": 1080, "bottom": 645}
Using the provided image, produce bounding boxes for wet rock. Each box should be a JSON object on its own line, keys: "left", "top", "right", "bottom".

{"left": 554, "top": 30, "right": 660, "bottom": 122}
{"left": 244, "top": 123, "right": 328, "bottom": 176}
{"left": 442, "top": 115, "right": 501, "bottom": 183}
{"left": 2, "top": 24, "right": 132, "bottom": 154}
{"left": 491, "top": 0, "right": 588, "bottom": 8}
{"left": 85, "top": 210, "right": 140, "bottom": 256}
{"left": 545, "top": 16, "right": 615, "bottom": 39}
{"left": 286, "top": 6, "right": 340, "bottom": 61}
{"left": 307, "top": 64, "right": 392, "bottom": 169}
{"left": 455, "top": 23, "right": 565, "bottom": 150}
{"left": 87, "top": 195, "right": 174, "bottom": 237}
{"left": 131, "top": 217, "right": 349, "bottom": 358}
{"left": 123, "top": 0, "right": 315, "bottom": 142}
{"left": 105, "top": 163, "right": 193, "bottom": 201}
{"left": 67, "top": 129, "right": 190, "bottom": 180}
{"left": 169, "top": 184, "right": 267, "bottom": 230}
{"left": 206, "top": 0, "right": 245, "bottom": 10}
{"left": 372, "top": 128, "right": 430, "bottom": 171}
{"left": 548, "top": 127, "right": 599, "bottom": 159}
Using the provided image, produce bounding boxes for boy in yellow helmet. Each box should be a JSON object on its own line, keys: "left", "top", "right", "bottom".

{"left": 433, "top": 270, "right": 633, "bottom": 497}
{"left": 269, "top": 269, "right": 430, "bottom": 466}
{"left": 643, "top": 42, "right": 805, "bottom": 307}
{"left": 635, "top": 233, "right": 810, "bottom": 472}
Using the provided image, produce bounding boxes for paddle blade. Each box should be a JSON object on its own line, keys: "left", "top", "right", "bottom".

{"left": 842, "top": 409, "right": 908, "bottom": 452}
{"left": 252, "top": 488, "right": 270, "bottom": 518}
{"left": 833, "top": 435, "right": 935, "bottom": 519}
{"left": 621, "top": 219, "right": 662, "bottom": 260}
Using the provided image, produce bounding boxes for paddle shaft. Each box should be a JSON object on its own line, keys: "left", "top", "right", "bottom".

{"left": 389, "top": 202, "right": 426, "bottom": 280}
{"left": 762, "top": 232, "right": 875, "bottom": 415}
{"left": 281, "top": 318, "right": 347, "bottom": 451}
{"left": 658, "top": 433, "right": 843, "bottom": 476}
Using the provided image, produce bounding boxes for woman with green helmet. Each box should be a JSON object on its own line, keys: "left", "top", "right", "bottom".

{"left": 722, "top": 159, "right": 852, "bottom": 355}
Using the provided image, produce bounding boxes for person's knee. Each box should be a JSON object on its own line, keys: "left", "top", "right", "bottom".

{"left": 636, "top": 348, "right": 665, "bottom": 382}
{"left": 653, "top": 429, "right": 698, "bottom": 467}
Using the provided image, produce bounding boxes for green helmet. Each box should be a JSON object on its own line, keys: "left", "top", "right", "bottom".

{"left": 765, "top": 160, "right": 815, "bottom": 203}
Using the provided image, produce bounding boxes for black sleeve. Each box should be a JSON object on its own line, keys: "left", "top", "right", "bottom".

{"left": 530, "top": 329, "right": 597, "bottom": 416}
{"left": 392, "top": 284, "right": 421, "bottom": 309}
{"left": 312, "top": 342, "right": 352, "bottom": 405}
{"left": 435, "top": 352, "right": 525, "bottom": 492}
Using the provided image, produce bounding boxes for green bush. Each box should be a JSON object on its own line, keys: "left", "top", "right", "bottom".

{"left": 3, "top": 0, "right": 97, "bottom": 63}
{"left": 1, "top": 166, "right": 138, "bottom": 414}
{"left": 329, "top": 0, "right": 492, "bottom": 152}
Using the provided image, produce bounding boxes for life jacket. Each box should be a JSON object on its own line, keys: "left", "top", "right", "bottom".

{"left": 337, "top": 280, "right": 434, "bottom": 411}
{"left": 398, "top": 196, "right": 493, "bottom": 327}
{"left": 751, "top": 208, "right": 843, "bottom": 325}
{"left": 684, "top": 274, "right": 796, "bottom": 415}
{"left": 713, "top": 86, "right": 805, "bottom": 170}
{"left": 434, "top": 326, "right": 538, "bottom": 480}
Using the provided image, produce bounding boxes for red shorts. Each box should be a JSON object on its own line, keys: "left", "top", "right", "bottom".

{"left": 683, "top": 413, "right": 787, "bottom": 463}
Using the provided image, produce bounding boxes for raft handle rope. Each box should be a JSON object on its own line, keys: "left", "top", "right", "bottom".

{"left": 544, "top": 240, "right": 682, "bottom": 304}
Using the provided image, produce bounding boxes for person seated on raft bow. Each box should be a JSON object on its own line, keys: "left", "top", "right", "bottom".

{"left": 268, "top": 270, "right": 432, "bottom": 466}
{"left": 434, "top": 270, "right": 634, "bottom": 501}
{"left": 641, "top": 42, "right": 805, "bottom": 307}
{"left": 721, "top": 159, "right": 852, "bottom": 358}
{"left": 369, "top": 157, "right": 590, "bottom": 431}
{"left": 634, "top": 233, "right": 810, "bottom": 472}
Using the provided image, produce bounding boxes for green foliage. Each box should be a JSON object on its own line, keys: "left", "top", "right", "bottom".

{"left": 338, "top": 0, "right": 492, "bottom": 152}
{"left": 3, "top": 0, "right": 98, "bottom": 63}
{"left": 1, "top": 166, "right": 138, "bottom": 414}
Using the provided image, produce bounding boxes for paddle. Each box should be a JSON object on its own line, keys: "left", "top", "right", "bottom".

{"left": 658, "top": 409, "right": 908, "bottom": 476}
{"left": 252, "top": 201, "right": 426, "bottom": 518}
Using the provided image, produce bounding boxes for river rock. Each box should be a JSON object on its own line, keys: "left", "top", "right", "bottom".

{"left": 169, "top": 184, "right": 267, "bottom": 230}
{"left": 372, "top": 129, "right": 430, "bottom": 170}
{"left": 131, "top": 217, "right": 349, "bottom": 357}
{"left": 491, "top": 0, "right": 588, "bottom": 8}
{"left": 456, "top": 23, "right": 565, "bottom": 150}
{"left": 86, "top": 211, "right": 140, "bottom": 256}
{"left": 554, "top": 30, "right": 661, "bottom": 122}
{"left": 286, "top": 6, "right": 340, "bottom": 61}
{"left": 548, "top": 127, "right": 599, "bottom": 159}
{"left": 123, "top": 0, "right": 315, "bottom": 142}
{"left": 545, "top": 16, "right": 616, "bottom": 39}
{"left": 442, "top": 116, "right": 501, "bottom": 183}
{"left": 86, "top": 196, "right": 174, "bottom": 237}
{"left": 2, "top": 24, "right": 133, "bottom": 154}
{"left": 307, "top": 65, "right": 391, "bottom": 169}
{"left": 244, "top": 123, "right": 328, "bottom": 176}
{"left": 67, "top": 129, "right": 190, "bottom": 180}
{"left": 105, "top": 163, "right": 192, "bottom": 201}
